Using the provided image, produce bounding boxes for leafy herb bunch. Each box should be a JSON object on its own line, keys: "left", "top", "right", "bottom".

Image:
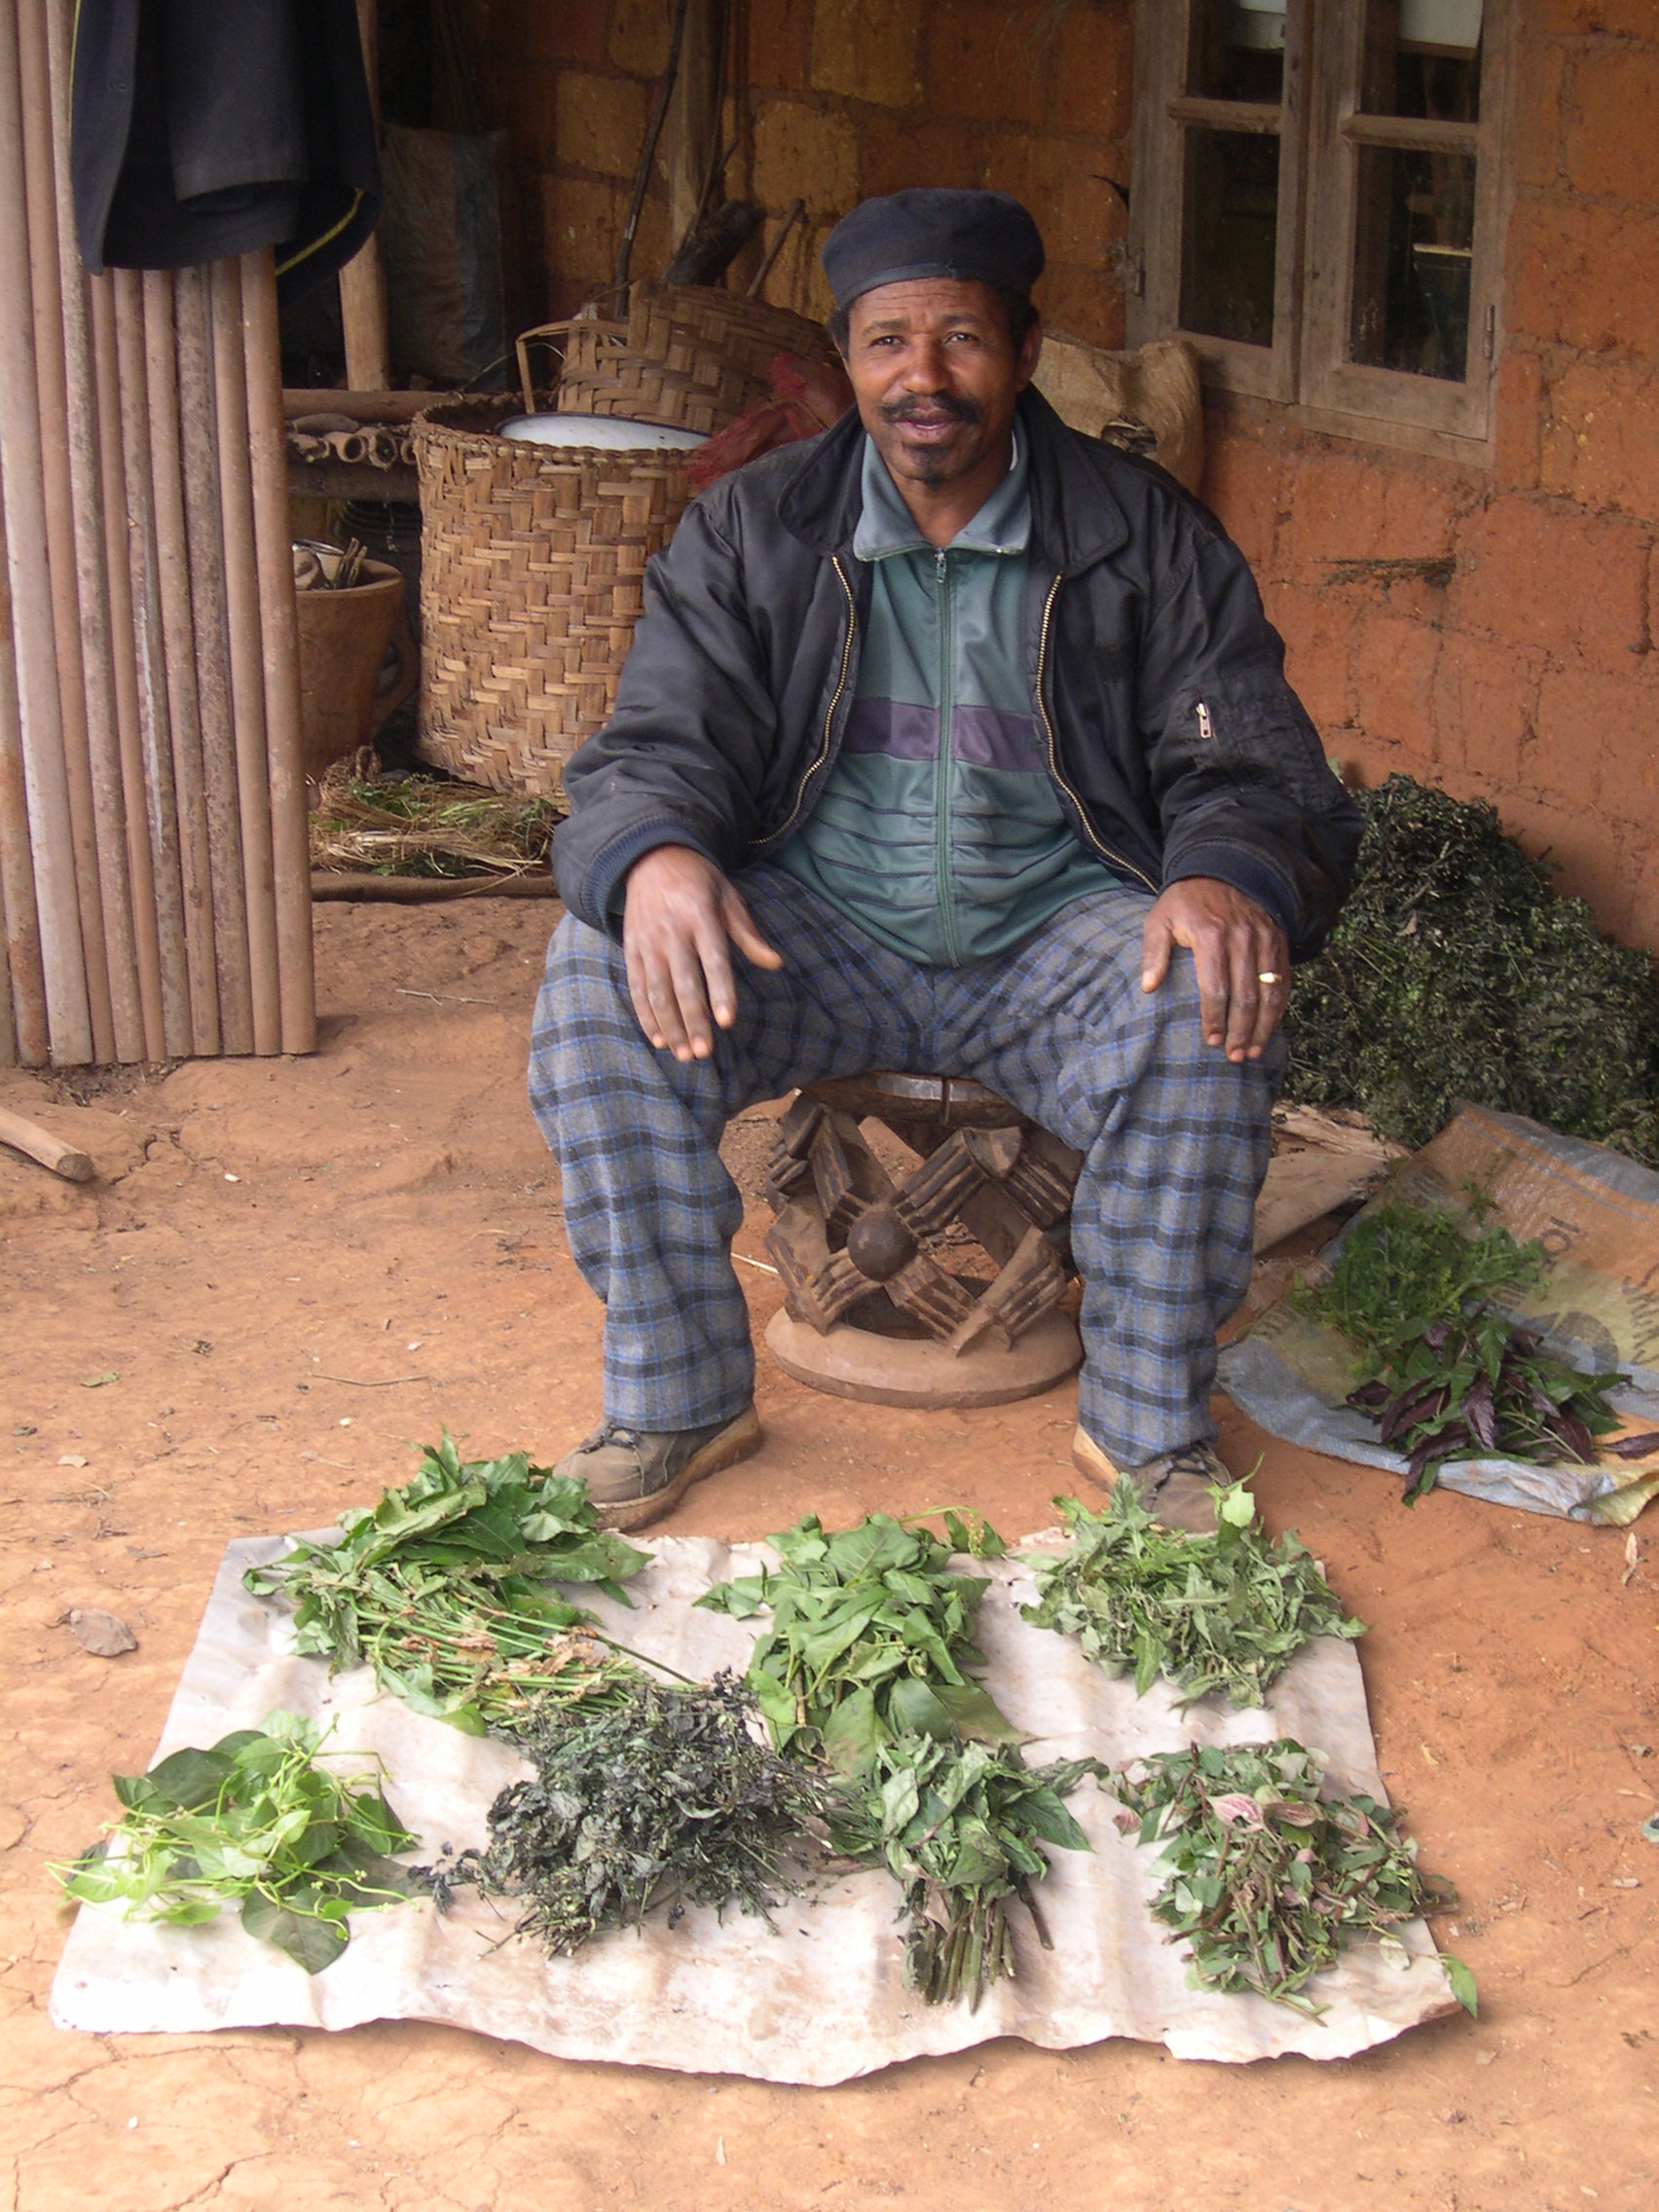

{"left": 245, "top": 1435, "right": 648, "bottom": 1735}
{"left": 1020, "top": 1480, "right": 1364, "bottom": 1707}
{"left": 57, "top": 1711, "right": 416, "bottom": 1973}
{"left": 698, "top": 1511, "right": 1017, "bottom": 1772}
{"left": 1293, "top": 1196, "right": 1627, "bottom": 1499}
{"left": 828, "top": 1733, "right": 1102, "bottom": 2011}
{"left": 1280, "top": 773, "right": 1659, "bottom": 1165}
{"left": 1348, "top": 1312, "right": 1625, "bottom": 1496}
{"left": 420, "top": 1674, "right": 832, "bottom": 1953}
{"left": 1111, "top": 1739, "right": 1468, "bottom": 2016}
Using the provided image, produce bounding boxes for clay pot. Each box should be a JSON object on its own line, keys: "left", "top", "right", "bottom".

{"left": 294, "top": 559, "right": 414, "bottom": 780}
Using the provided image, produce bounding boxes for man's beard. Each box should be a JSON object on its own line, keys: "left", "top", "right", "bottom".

{"left": 881, "top": 391, "right": 983, "bottom": 486}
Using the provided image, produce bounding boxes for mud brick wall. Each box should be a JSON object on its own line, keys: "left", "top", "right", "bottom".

{"left": 487, "top": 0, "right": 1133, "bottom": 343}
{"left": 1205, "top": 3, "right": 1659, "bottom": 952}
{"left": 482, "top": 0, "right": 1659, "bottom": 954}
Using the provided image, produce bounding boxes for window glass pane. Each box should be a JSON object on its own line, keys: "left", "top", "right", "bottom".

{"left": 1349, "top": 146, "right": 1476, "bottom": 379}
{"left": 1187, "top": 1, "right": 1285, "bottom": 102}
{"left": 1360, "top": 0, "right": 1482, "bottom": 120}
{"left": 1180, "top": 129, "right": 1279, "bottom": 348}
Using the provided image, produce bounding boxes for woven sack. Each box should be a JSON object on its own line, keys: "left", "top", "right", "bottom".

{"left": 412, "top": 396, "right": 695, "bottom": 794}
{"left": 1031, "top": 335, "right": 1204, "bottom": 494}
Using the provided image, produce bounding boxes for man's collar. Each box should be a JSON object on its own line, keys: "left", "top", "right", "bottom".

{"left": 776, "top": 387, "right": 1130, "bottom": 574}
{"left": 851, "top": 429, "right": 1031, "bottom": 562}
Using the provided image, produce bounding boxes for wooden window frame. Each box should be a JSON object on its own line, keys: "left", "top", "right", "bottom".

{"left": 1127, "top": 0, "right": 1509, "bottom": 455}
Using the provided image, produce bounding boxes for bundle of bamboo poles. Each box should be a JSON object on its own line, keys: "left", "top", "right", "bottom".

{"left": 0, "top": 0, "right": 314, "bottom": 1066}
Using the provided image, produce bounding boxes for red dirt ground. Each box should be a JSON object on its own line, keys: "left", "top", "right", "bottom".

{"left": 2, "top": 898, "right": 1654, "bottom": 2212}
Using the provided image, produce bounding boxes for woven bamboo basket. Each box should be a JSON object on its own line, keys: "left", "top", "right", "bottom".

{"left": 412, "top": 395, "right": 696, "bottom": 793}
{"left": 523, "top": 283, "right": 842, "bottom": 435}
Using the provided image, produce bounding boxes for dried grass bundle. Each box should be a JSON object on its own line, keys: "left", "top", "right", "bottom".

{"left": 309, "top": 753, "right": 563, "bottom": 879}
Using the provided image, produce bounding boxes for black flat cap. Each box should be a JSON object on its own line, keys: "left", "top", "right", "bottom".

{"left": 821, "top": 189, "right": 1045, "bottom": 313}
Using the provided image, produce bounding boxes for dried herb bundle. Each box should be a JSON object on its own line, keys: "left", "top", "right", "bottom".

{"left": 1282, "top": 773, "right": 1659, "bottom": 1165}
{"left": 828, "top": 1734, "right": 1102, "bottom": 2009}
{"left": 1020, "top": 1481, "right": 1363, "bottom": 1707}
{"left": 310, "top": 763, "right": 562, "bottom": 879}
{"left": 56, "top": 1711, "right": 416, "bottom": 1974}
{"left": 420, "top": 1674, "right": 831, "bottom": 1954}
{"left": 245, "top": 1435, "right": 648, "bottom": 1734}
{"left": 698, "top": 1512, "right": 1016, "bottom": 1772}
{"left": 1293, "top": 1197, "right": 1628, "bottom": 1498}
{"left": 1111, "top": 1739, "right": 1467, "bottom": 2016}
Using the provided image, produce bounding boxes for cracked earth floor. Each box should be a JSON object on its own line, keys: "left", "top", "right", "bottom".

{"left": 2, "top": 899, "right": 1655, "bottom": 2212}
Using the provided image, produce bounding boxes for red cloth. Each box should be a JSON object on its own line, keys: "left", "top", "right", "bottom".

{"left": 684, "top": 353, "right": 854, "bottom": 490}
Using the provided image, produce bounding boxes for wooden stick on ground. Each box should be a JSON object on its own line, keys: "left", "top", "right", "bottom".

{"left": 143, "top": 266, "right": 221, "bottom": 1054}
{"left": 240, "top": 247, "right": 315, "bottom": 1055}
{"left": 89, "top": 270, "right": 166, "bottom": 1057}
{"left": 209, "top": 256, "right": 282, "bottom": 1055}
{"left": 17, "top": 0, "right": 115, "bottom": 1062}
{"left": 113, "top": 266, "right": 194, "bottom": 1057}
{"left": 0, "top": 0, "right": 92, "bottom": 1064}
{"left": 0, "top": 1100, "right": 94, "bottom": 1180}
{"left": 173, "top": 264, "right": 254, "bottom": 1055}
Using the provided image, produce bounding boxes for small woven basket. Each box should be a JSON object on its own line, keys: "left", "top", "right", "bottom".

{"left": 520, "top": 283, "right": 841, "bottom": 434}
{"left": 412, "top": 395, "right": 696, "bottom": 794}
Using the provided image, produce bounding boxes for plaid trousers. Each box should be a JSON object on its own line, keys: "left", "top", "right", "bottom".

{"left": 528, "top": 865, "right": 1280, "bottom": 1462}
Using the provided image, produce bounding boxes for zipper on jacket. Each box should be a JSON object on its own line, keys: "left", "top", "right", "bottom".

{"left": 766, "top": 555, "right": 857, "bottom": 846}
{"left": 1034, "top": 572, "right": 1159, "bottom": 894}
{"left": 934, "top": 547, "right": 963, "bottom": 966}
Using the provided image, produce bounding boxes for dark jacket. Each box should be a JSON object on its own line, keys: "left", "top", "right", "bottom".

{"left": 553, "top": 387, "right": 1361, "bottom": 960}
{"left": 73, "top": 0, "right": 380, "bottom": 304}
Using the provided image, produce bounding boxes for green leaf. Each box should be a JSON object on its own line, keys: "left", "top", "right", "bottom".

{"left": 240, "top": 1892, "right": 350, "bottom": 1974}
{"left": 1217, "top": 1482, "right": 1256, "bottom": 1530}
{"left": 886, "top": 1676, "right": 956, "bottom": 1740}
{"left": 132, "top": 1747, "right": 237, "bottom": 1812}
{"left": 929, "top": 1680, "right": 1023, "bottom": 1745}
{"left": 1441, "top": 1952, "right": 1478, "bottom": 2017}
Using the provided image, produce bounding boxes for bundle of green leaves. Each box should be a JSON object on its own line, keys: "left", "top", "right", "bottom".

{"left": 697, "top": 1511, "right": 1017, "bottom": 1771}
{"left": 1019, "top": 1480, "right": 1364, "bottom": 1707}
{"left": 56, "top": 1711, "right": 416, "bottom": 1973}
{"left": 1293, "top": 1196, "right": 1628, "bottom": 1498}
{"left": 1281, "top": 773, "right": 1659, "bottom": 1164}
{"left": 419, "top": 1674, "right": 832, "bottom": 1954}
{"left": 1111, "top": 1739, "right": 1469, "bottom": 2016}
{"left": 1348, "top": 1315, "right": 1625, "bottom": 1498}
{"left": 828, "top": 1734, "right": 1103, "bottom": 2010}
{"left": 245, "top": 1435, "right": 648, "bottom": 1735}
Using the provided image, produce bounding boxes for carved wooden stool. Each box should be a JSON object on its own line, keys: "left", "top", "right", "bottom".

{"left": 761, "top": 1072, "right": 1085, "bottom": 1408}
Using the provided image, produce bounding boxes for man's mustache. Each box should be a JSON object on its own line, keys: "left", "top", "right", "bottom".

{"left": 880, "top": 392, "right": 983, "bottom": 426}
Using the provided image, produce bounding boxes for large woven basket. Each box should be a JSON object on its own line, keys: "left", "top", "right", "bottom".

{"left": 530, "top": 282, "right": 841, "bottom": 436}
{"left": 412, "top": 396, "right": 696, "bottom": 793}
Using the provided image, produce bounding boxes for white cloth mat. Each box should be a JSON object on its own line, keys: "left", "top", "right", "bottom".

{"left": 51, "top": 1530, "right": 1458, "bottom": 2083}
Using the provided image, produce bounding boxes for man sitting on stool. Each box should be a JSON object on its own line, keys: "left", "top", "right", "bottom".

{"left": 530, "top": 189, "right": 1361, "bottom": 1532}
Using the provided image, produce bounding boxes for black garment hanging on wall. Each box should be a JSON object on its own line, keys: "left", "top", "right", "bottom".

{"left": 71, "top": 0, "right": 381, "bottom": 303}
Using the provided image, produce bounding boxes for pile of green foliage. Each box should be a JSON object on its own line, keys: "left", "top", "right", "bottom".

{"left": 245, "top": 1436, "right": 649, "bottom": 1735}
{"left": 1281, "top": 775, "right": 1659, "bottom": 1163}
{"left": 1020, "top": 1481, "right": 1363, "bottom": 1707}
{"left": 701, "top": 1511, "right": 1102, "bottom": 2008}
{"left": 57, "top": 1712, "right": 416, "bottom": 1973}
{"left": 1110, "top": 1739, "right": 1469, "bottom": 2016}
{"left": 698, "top": 1511, "right": 1018, "bottom": 1771}
{"left": 827, "top": 1734, "right": 1102, "bottom": 2011}
{"left": 1293, "top": 1194, "right": 1628, "bottom": 1497}
{"left": 421, "top": 1675, "right": 831, "bottom": 1953}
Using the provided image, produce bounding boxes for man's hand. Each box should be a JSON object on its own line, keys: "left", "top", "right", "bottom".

{"left": 622, "top": 845, "right": 784, "bottom": 1062}
{"left": 1140, "top": 877, "right": 1289, "bottom": 1063}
